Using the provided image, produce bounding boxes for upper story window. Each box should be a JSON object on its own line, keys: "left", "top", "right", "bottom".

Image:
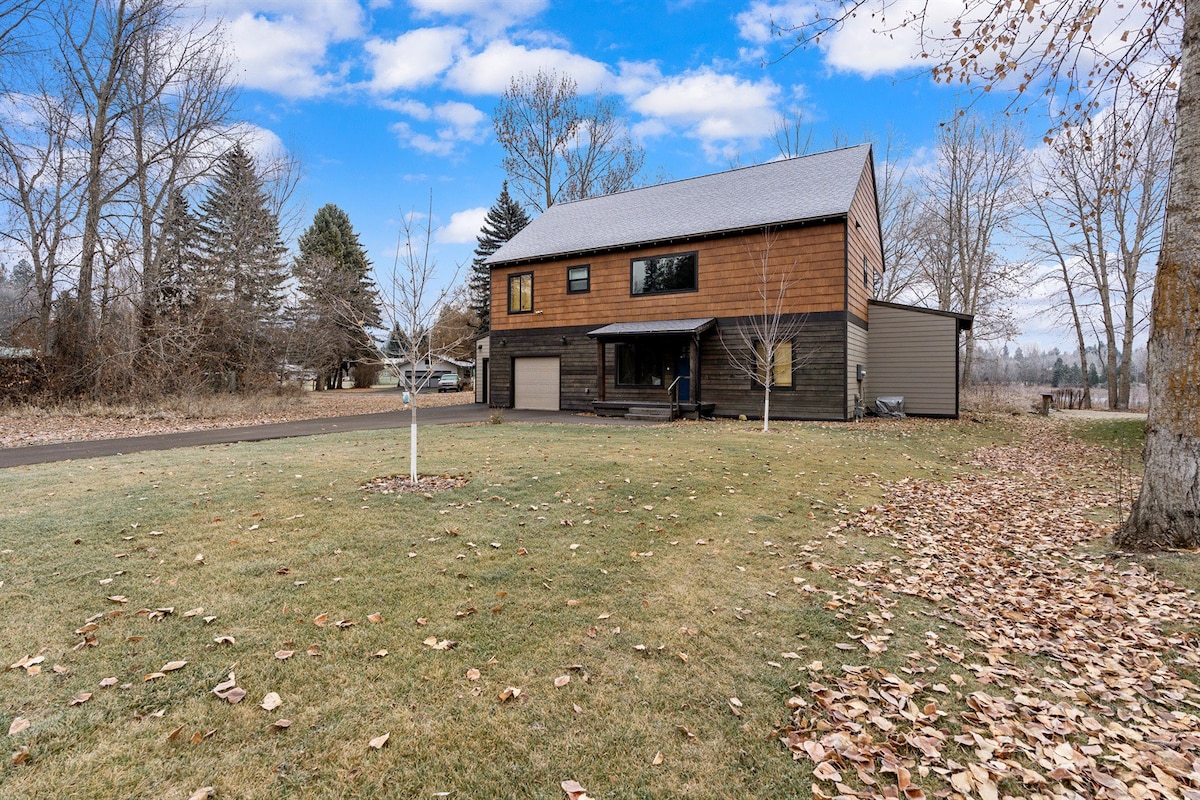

{"left": 630, "top": 252, "right": 697, "bottom": 296}
{"left": 508, "top": 272, "right": 533, "bottom": 313}
{"left": 567, "top": 265, "right": 590, "bottom": 294}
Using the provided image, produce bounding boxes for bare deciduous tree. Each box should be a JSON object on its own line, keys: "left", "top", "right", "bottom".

{"left": 0, "top": 86, "right": 85, "bottom": 352}
{"left": 770, "top": 0, "right": 1197, "bottom": 552}
{"left": 719, "top": 229, "right": 814, "bottom": 432}
{"left": 771, "top": 108, "right": 814, "bottom": 159}
{"left": 915, "top": 114, "right": 1026, "bottom": 387}
{"left": 1027, "top": 100, "right": 1171, "bottom": 409}
{"left": 381, "top": 194, "right": 463, "bottom": 482}
{"left": 874, "top": 131, "right": 923, "bottom": 304}
{"left": 493, "top": 70, "right": 643, "bottom": 212}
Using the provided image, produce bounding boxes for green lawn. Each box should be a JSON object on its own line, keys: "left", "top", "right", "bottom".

{"left": 0, "top": 416, "right": 1138, "bottom": 799}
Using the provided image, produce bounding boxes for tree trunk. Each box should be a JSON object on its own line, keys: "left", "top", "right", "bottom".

{"left": 1116, "top": 0, "right": 1200, "bottom": 549}
{"left": 1117, "top": 296, "right": 1137, "bottom": 409}
{"left": 960, "top": 330, "right": 976, "bottom": 388}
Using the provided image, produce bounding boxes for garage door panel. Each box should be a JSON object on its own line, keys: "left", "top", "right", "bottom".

{"left": 514, "top": 357, "right": 560, "bottom": 410}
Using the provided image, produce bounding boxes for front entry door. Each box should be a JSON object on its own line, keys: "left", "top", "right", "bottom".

{"left": 675, "top": 350, "right": 691, "bottom": 402}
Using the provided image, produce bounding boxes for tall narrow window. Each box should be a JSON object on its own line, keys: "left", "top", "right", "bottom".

{"left": 567, "top": 265, "right": 590, "bottom": 293}
{"left": 508, "top": 272, "right": 533, "bottom": 313}
{"left": 754, "top": 340, "right": 794, "bottom": 388}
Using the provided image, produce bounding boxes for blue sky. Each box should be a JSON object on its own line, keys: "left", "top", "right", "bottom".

{"left": 214, "top": 0, "right": 1067, "bottom": 348}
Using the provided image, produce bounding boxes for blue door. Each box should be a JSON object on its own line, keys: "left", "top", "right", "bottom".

{"left": 675, "top": 351, "right": 691, "bottom": 402}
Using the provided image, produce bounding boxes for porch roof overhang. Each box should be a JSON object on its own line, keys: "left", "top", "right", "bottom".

{"left": 587, "top": 318, "right": 716, "bottom": 341}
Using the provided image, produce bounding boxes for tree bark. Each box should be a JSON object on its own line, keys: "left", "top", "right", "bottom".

{"left": 1117, "top": 0, "right": 1200, "bottom": 549}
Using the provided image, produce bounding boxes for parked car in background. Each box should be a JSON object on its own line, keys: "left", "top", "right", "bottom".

{"left": 437, "top": 373, "right": 463, "bottom": 392}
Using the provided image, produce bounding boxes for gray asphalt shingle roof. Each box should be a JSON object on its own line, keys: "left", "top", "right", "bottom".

{"left": 486, "top": 144, "right": 872, "bottom": 265}
{"left": 587, "top": 318, "right": 717, "bottom": 339}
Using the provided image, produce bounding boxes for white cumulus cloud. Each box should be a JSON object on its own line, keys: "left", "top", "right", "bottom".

{"left": 445, "top": 39, "right": 614, "bottom": 95}
{"left": 390, "top": 101, "right": 488, "bottom": 156}
{"left": 735, "top": 0, "right": 968, "bottom": 78}
{"left": 436, "top": 206, "right": 489, "bottom": 244}
{"left": 631, "top": 69, "right": 781, "bottom": 158}
{"left": 216, "top": 1, "right": 365, "bottom": 98}
{"left": 410, "top": 0, "right": 548, "bottom": 31}
{"left": 366, "top": 27, "right": 467, "bottom": 92}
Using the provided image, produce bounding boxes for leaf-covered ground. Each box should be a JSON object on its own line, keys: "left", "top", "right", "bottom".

{"left": 1, "top": 414, "right": 1190, "bottom": 799}
{"left": 783, "top": 426, "right": 1200, "bottom": 799}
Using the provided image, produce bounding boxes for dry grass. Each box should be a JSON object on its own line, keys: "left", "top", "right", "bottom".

{"left": 0, "top": 386, "right": 473, "bottom": 449}
{"left": 0, "top": 415, "right": 1143, "bottom": 799}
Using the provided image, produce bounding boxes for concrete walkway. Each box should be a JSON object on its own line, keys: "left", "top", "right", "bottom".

{"left": 0, "top": 404, "right": 659, "bottom": 469}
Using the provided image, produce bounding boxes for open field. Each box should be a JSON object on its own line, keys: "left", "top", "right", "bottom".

{"left": 2, "top": 414, "right": 1197, "bottom": 800}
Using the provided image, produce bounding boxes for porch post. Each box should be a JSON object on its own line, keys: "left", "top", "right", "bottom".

{"left": 690, "top": 334, "right": 700, "bottom": 419}
{"left": 597, "top": 339, "right": 606, "bottom": 402}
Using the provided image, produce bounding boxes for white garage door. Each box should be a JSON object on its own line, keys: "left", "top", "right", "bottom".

{"left": 513, "top": 357, "right": 560, "bottom": 410}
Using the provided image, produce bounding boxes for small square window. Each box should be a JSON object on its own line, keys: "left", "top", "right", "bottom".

{"left": 567, "top": 265, "right": 590, "bottom": 293}
{"left": 508, "top": 272, "right": 533, "bottom": 313}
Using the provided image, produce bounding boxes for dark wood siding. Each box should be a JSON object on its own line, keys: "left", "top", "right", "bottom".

{"left": 489, "top": 325, "right": 599, "bottom": 411}
{"left": 492, "top": 316, "right": 849, "bottom": 420}
{"left": 703, "top": 316, "right": 848, "bottom": 420}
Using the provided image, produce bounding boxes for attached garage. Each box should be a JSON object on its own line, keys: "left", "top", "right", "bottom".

{"left": 513, "top": 356, "right": 560, "bottom": 410}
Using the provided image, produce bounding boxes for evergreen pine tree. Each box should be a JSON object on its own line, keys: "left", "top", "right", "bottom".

{"left": 293, "top": 204, "right": 381, "bottom": 388}
{"left": 195, "top": 144, "right": 289, "bottom": 386}
{"left": 469, "top": 182, "right": 530, "bottom": 334}
{"left": 157, "top": 189, "right": 199, "bottom": 316}
{"left": 196, "top": 144, "right": 287, "bottom": 313}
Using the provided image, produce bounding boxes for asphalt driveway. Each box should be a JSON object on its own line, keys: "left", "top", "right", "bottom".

{"left": 0, "top": 404, "right": 659, "bottom": 468}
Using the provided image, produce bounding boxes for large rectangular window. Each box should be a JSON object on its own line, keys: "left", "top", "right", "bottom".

{"left": 567, "top": 265, "right": 590, "bottom": 293}
{"left": 508, "top": 272, "right": 533, "bottom": 313}
{"left": 631, "top": 252, "right": 697, "bottom": 296}
{"left": 754, "top": 340, "right": 794, "bottom": 388}
{"left": 616, "top": 343, "right": 666, "bottom": 387}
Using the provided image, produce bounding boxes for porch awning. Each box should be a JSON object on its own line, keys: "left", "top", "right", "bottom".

{"left": 587, "top": 318, "right": 716, "bottom": 340}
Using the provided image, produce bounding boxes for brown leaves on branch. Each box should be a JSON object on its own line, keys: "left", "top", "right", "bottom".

{"left": 783, "top": 428, "right": 1200, "bottom": 799}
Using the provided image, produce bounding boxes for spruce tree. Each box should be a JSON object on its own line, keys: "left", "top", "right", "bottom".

{"left": 293, "top": 204, "right": 381, "bottom": 388}
{"left": 195, "top": 144, "right": 288, "bottom": 386}
{"left": 196, "top": 145, "right": 287, "bottom": 313}
{"left": 156, "top": 189, "right": 199, "bottom": 316}
{"left": 469, "top": 182, "right": 530, "bottom": 334}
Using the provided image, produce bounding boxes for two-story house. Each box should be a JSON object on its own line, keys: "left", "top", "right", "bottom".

{"left": 479, "top": 144, "right": 971, "bottom": 420}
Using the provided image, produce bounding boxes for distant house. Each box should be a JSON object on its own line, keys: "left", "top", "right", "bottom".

{"left": 481, "top": 144, "right": 971, "bottom": 420}
{"left": 383, "top": 356, "right": 473, "bottom": 390}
